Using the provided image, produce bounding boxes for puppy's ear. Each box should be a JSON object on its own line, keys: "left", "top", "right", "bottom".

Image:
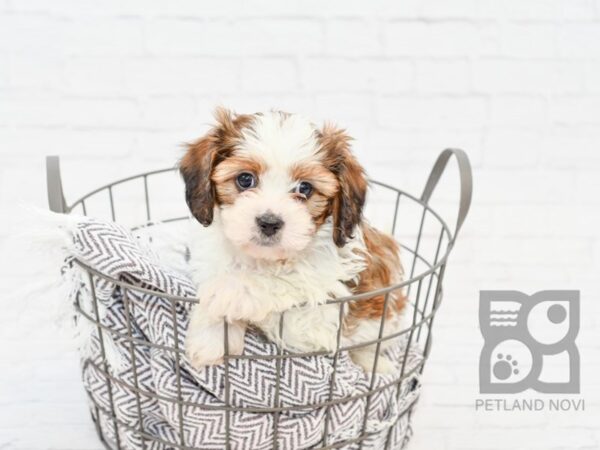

{"left": 180, "top": 107, "right": 240, "bottom": 226}
{"left": 319, "top": 123, "right": 368, "bottom": 247}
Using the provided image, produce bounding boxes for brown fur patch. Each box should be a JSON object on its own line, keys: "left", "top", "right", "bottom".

{"left": 346, "top": 223, "right": 406, "bottom": 322}
{"left": 179, "top": 107, "right": 254, "bottom": 225}
{"left": 290, "top": 162, "right": 339, "bottom": 197}
{"left": 317, "top": 123, "right": 368, "bottom": 247}
{"left": 302, "top": 192, "right": 331, "bottom": 226}
{"left": 289, "top": 161, "right": 339, "bottom": 226}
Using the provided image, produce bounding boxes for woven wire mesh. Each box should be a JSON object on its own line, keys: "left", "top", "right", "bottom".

{"left": 46, "top": 149, "right": 471, "bottom": 450}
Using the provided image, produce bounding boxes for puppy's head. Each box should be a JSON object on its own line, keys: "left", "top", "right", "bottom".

{"left": 180, "top": 108, "right": 367, "bottom": 260}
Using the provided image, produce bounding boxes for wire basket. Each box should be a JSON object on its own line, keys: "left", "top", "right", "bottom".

{"left": 46, "top": 149, "right": 472, "bottom": 450}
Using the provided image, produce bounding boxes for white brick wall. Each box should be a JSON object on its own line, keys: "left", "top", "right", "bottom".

{"left": 1, "top": 1, "right": 599, "bottom": 449}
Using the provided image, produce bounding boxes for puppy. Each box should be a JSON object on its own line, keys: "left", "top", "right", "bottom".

{"left": 181, "top": 108, "right": 406, "bottom": 373}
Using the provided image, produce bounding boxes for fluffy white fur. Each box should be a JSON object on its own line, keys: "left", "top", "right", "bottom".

{"left": 185, "top": 112, "right": 406, "bottom": 373}
{"left": 238, "top": 113, "right": 319, "bottom": 163}
{"left": 187, "top": 214, "right": 405, "bottom": 373}
{"left": 220, "top": 189, "right": 315, "bottom": 261}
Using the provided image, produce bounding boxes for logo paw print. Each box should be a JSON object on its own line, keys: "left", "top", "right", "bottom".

{"left": 493, "top": 353, "right": 519, "bottom": 380}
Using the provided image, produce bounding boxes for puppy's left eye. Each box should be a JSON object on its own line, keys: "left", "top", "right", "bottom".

{"left": 295, "top": 181, "right": 314, "bottom": 198}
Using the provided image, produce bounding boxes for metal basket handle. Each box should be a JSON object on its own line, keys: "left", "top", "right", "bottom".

{"left": 46, "top": 155, "right": 68, "bottom": 213}
{"left": 420, "top": 148, "right": 472, "bottom": 242}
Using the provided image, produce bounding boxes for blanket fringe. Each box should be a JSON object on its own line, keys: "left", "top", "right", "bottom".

{"left": 8, "top": 206, "right": 125, "bottom": 370}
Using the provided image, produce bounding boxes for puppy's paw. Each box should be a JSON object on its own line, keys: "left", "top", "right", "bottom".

{"left": 351, "top": 349, "right": 397, "bottom": 375}
{"left": 185, "top": 321, "right": 246, "bottom": 370}
{"left": 185, "top": 324, "right": 225, "bottom": 368}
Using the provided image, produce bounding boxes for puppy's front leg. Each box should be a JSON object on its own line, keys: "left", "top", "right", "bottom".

{"left": 185, "top": 303, "right": 246, "bottom": 369}
{"left": 199, "top": 272, "right": 273, "bottom": 323}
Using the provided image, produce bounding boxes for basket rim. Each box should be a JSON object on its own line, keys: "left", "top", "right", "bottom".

{"left": 65, "top": 168, "right": 454, "bottom": 305}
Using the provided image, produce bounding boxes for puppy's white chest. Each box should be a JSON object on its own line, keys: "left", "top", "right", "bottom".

{"left": 188, "top": 220, "right": 366, "bottom": 352}
{"left": 257, "top": 304, "right": 343, "bottom": 353}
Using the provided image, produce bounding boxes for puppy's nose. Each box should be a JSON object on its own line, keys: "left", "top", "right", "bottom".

{"left": 256, "top": 213, "right": 284, "bottom": 237}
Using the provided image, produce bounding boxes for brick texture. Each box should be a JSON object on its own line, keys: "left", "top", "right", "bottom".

{"left": 1, "top": 1, "right": 599, "bottom": 449}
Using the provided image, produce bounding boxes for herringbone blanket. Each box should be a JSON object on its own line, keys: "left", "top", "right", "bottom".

{"left": 66, "top": 218, "right": 421, "bottom": 449}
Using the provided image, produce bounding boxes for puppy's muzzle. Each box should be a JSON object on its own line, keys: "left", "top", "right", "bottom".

{"left": 256, "top": 213, "right": 284, "bottom": 237}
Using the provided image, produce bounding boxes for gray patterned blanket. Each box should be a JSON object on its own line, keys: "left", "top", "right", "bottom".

{"left": 65, "top": 218, "right": 421, "bottom": 449}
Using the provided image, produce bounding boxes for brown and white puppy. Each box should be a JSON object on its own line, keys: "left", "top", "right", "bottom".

{"left": 181, "top": 108, "right": 406, "bottom": 373}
